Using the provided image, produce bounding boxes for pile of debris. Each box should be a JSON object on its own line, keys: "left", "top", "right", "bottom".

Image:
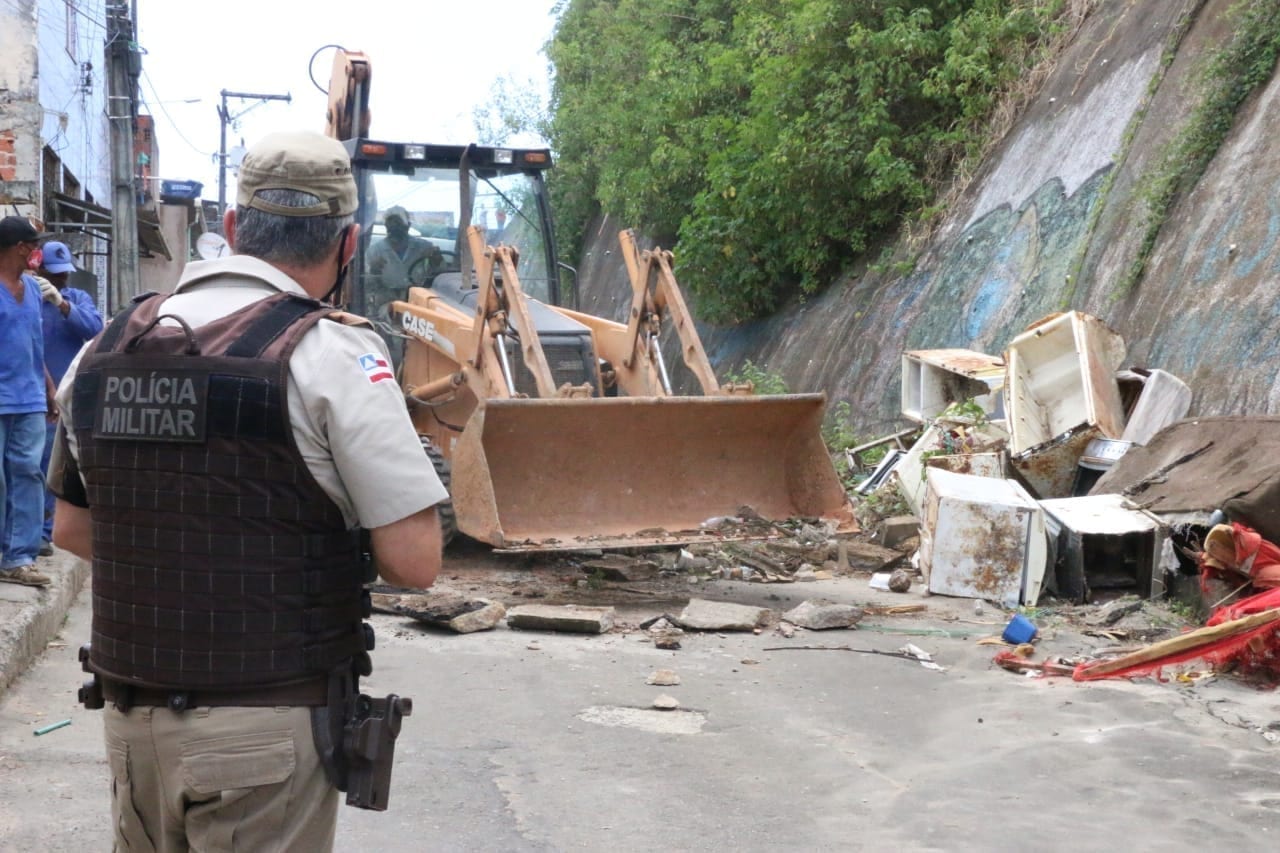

{"left": 853, "top": 310, "right": 1280, "bottom": 681}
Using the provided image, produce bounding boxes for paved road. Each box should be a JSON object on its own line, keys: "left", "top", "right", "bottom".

{"left": 2, "top": 574, "right": 1279, "bottom": 851}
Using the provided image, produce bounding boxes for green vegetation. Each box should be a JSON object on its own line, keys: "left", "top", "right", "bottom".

{"left": 723, "top": 359, "right": 789, "bottom": 394}
{"left": 548, "top": 0, "right": 1076, "bottom": 322}
{"left": 1119, "top": 0, "right": 1280, "bottom": 296}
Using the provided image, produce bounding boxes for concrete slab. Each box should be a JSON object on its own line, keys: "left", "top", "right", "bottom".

{"left": 0, "top": 548, "right": 89, "bottom": 696}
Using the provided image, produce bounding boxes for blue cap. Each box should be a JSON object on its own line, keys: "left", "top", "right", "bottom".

{"left": 42, "top": 241, "right": 78, "bottom": 274}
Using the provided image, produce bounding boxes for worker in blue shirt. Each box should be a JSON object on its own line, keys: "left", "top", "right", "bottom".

{"left": 0, "top": 217, "right": 57, "bottom": 587}
{"left": 37, "top": 241, "right": 103, "bottom": 553}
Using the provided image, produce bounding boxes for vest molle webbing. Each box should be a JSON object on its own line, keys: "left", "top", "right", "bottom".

{"left": 74, "top": 291, "right": 368, "bottom": 690}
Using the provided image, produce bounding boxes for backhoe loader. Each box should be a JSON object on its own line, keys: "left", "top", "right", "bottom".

{"left": 324, "top": 48, "right": 854, "bottom": 550}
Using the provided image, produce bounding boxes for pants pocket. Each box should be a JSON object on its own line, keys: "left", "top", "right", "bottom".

{"left": 106, "top": 741, "right": 156, "bottom": 853}
{"left": 181, "top": 727, "right": 298, "bottom": 851}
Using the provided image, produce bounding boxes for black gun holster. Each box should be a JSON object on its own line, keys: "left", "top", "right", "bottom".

{"left": 311, "top": 665, "right": 413, "bottom": 812}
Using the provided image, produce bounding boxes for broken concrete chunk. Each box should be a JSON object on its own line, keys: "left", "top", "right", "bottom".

{"left": 842, "top": 539, "right": 908, "bottom": 573}
{"left": 879, "top": 516, "right": 920, "bottom": 550}
{"left": 580, "top": 554, "right": 660, "bottom": 582}
{"left": 506, "top": 604, "right": 615, "bottom": 634}
{"left": 653, "top": 631, "right": 683, "bottom": 650}
{"left": 384, "top": 591, "right": 505, "bottom": 634}
{"left": 447, "top": 601, "right": 507, "bottom": 633}
{"left": 676, "top": 598, "right": 770, "bottom": 631}
{"left": 783, "top": 599, "right": 864, "bottom": 630}
{"left": 652, "top": 694, "right": 680, "bottom": 710}
{"left": 888, "top": 568, "right": 913, "bottom": 593}
{"left": 646, "top": 669, "right": 681, "bottom": 686}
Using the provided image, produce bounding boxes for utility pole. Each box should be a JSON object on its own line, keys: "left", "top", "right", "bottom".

{"left": 217, "top": 90, "right": 292, "bottom": 221}
{"left": 106, "top": 1, "right": 141, "bottom": 314}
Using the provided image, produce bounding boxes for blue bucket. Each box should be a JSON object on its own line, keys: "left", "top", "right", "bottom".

{"left": 1002, "top": 614, "right": 1038, "bottom": 644}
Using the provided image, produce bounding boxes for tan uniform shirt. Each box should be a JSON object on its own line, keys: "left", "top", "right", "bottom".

{"left": 57, "top": 254, "right": 447, "bottom": 528}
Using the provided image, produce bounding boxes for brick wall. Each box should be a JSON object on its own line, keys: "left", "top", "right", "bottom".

{"left": 0, "top": 129, "right": 16, "bottom": 181}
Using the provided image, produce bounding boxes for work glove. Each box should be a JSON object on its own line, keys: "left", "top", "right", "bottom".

{"left": 38, "top": 277, "right": 64, "bottom": 307}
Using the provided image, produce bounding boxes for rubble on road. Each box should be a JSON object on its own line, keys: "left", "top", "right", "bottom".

{"left": 782, "top": 600, "right": 864, "bottom": 630}
{"left": 373, "top": 590, "right": 506, "bottom": 634}
{"left": 507, "top": 604, "right": 616, "bottom": 634}
{"left": 647, "top": 669, "right": 681, "bottom": 686}
{"left": 675, "top": 599, "right": 770, "bottom": 632}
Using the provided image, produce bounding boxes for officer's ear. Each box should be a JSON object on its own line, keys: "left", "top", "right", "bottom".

{"left": 340, "top": 223, "right": 361, "bottom": 268}
{"left": 223, "top": 209, "right": 237, "bottom": 250}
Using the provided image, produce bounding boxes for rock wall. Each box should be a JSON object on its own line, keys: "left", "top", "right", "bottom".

{"left": 576, "top": 0, "right": 1280, "bottom": 436}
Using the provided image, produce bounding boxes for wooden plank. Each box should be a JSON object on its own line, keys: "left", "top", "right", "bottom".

{"left": 1075, "top": 608, "right": 1280, "bottom": 678}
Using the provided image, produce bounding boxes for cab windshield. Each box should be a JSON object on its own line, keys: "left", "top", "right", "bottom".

{"left": 354, "top": 166, "right": 552, "bottom": 323}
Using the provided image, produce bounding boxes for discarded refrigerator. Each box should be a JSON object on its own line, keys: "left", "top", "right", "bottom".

{"left": 1039, "top": 494, "right": 1167, "bottom": 602}
{"left": 901, "top": 349, "right": 1006, "bottom": 423}
{"left": 1004, "top": 312, "right": 1127, "bottom": 498}
{"left": 918, "top": 468, "right": 1047, "bottom": 608}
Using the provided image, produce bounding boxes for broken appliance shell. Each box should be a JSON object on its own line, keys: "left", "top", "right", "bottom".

{"left": 1116, "top": 368, "right": 1192, "bottom": 446}
{"left": 894, "top": 422, "right": 1009, "bottom": 517}
{"left": 1004, "top": 312, "right": 1127, "bottom": 498}
{"left": 1039, "top": 494, "right": 1166, "bottom": 602}
{"left": 918, "top": 468, "right": 1047, "bottom": 608}
{"left": 901, "top": 349, "right": 1006, "bottom": 422}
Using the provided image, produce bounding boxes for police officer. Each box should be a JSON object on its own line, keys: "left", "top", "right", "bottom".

{"left": 50, "top": 130, "right": 446, "bottom": 850}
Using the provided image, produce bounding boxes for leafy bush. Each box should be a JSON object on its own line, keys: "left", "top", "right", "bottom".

{"left": 548, "top": 0, "right": 1071, "bottom": 321}
{"left": 723, "top": 359, "right": 789, "bottom": 394}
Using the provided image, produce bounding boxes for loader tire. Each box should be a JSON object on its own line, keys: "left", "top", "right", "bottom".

{"left": 420, "top": 435, "right": 458, "bottom": 546}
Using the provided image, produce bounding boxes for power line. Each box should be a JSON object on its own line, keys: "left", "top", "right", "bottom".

{"left": 139, "top": 69, "right": 214, "bottom": 159}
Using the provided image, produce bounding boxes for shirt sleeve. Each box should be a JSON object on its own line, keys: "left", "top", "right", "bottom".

{"left": 63, "top": 289, "right": 105, "bottom": 341}
{"left": 288, "top": 320, "right": 448, "bottom": 529}
{"left": 52, "top": 348, "right": 88, "bottom": 496}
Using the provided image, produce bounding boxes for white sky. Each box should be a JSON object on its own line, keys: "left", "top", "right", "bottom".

{"left": 134, "top": 0, "right": 559, "bottom": 201}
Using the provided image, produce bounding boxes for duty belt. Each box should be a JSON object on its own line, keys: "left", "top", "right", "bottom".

{"left": 101, "top": 676, "right": 329, "bottom": 712}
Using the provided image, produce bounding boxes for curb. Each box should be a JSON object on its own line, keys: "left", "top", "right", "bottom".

{"left": 0, "top": 550, "right": 89, "bottom": 696}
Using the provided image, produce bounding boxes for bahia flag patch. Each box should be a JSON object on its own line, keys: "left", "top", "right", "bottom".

{"left": 358, "top": 353, "right": 394, "bottom": 384}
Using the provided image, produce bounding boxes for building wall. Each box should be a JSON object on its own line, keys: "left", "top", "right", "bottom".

{"left": 37, "top": 0, "right": 109, "bottom": 206}
{"left": 138, "top": 202, "right": 193, "bottom": 294}
{"left": 0, "top": 0, "right": 43, "bottom": 211}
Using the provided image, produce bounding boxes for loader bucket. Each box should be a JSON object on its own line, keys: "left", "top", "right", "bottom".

{"left": 450, "top": 394, "right": 855, "bottom": 551}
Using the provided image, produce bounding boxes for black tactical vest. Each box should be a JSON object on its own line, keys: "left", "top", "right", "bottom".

{"left": 73, "top": 291, "right": 368, "bottom": 691}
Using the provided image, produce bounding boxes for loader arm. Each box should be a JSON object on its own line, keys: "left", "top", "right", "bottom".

{"left": 619, "top": 229, "right": 722, "bottom": 396}
{"left": 325, "top": 49, "right": 371, "bottom": 141}
{"left": 465, "top": 226, "right": 562, "bottom": 398}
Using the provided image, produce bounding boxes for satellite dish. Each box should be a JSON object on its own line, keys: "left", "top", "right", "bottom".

{"left": 195, "top": 232, "right": 230, "bottom": 260}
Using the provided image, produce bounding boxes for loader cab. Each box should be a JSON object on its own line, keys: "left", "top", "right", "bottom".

{"left": 341, "top": 138, "right": 560, "bottom": 355}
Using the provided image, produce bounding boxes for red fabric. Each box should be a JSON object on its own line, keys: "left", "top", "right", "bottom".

{"left": 1199, "top": 523, "right": 1280, "bottom": 593}
{"left": 1208, "top": 587, "right": 1280, "bottom": 625}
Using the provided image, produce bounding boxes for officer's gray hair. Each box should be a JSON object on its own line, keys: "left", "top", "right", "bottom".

{"left": 234, "top": 189, "right": 354, "bottom": 267}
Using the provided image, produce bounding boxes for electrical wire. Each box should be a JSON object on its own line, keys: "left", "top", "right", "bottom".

{"left": 139, "top": 69, "right": 213, "bottom": 158}
{"left": 308, "top": 44, "right": 347, "bottom": 96}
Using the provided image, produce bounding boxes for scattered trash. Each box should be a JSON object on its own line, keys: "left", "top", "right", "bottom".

{"left": 34, "top": 719, "right": 71, "bottom": 736}
{"left": 869, "top": 572, "right": 892, "bottom": 591}
{"left": 762, "top": 642, "right": 945, "bottom": 670}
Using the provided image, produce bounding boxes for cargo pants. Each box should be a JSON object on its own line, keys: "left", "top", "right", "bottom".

{"left": 104, "top": 705, "right": 337, "bottom": 852}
